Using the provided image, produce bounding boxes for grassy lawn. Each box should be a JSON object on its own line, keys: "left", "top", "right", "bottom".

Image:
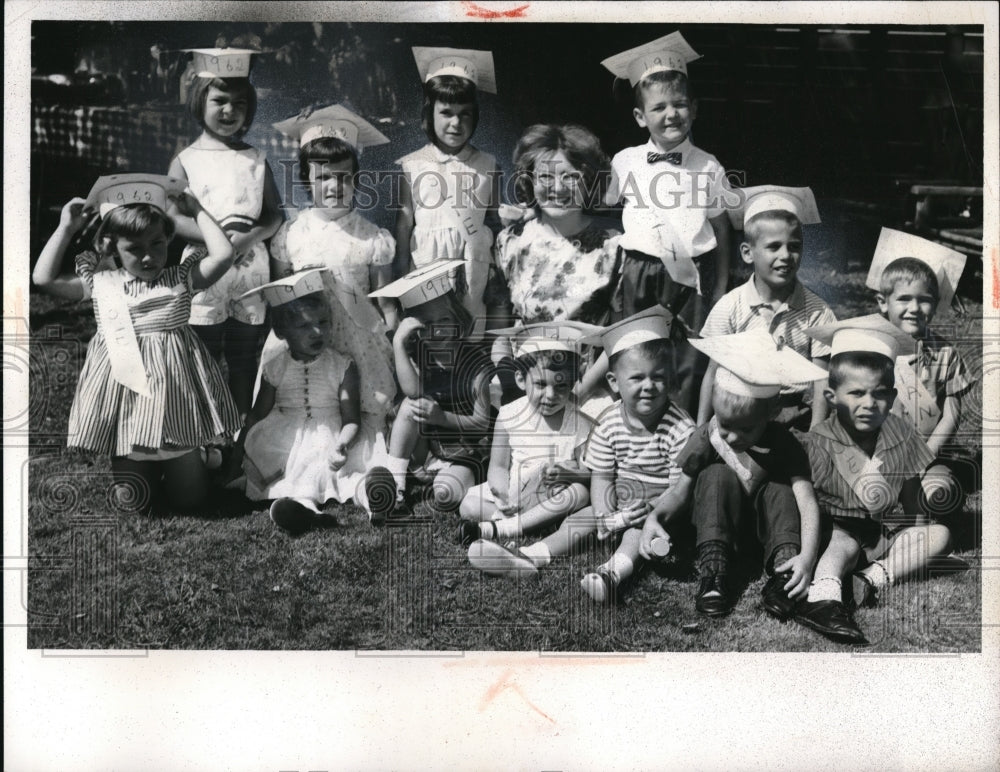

{"left": 25, "top": 251, "right": 984, "bottom": 652}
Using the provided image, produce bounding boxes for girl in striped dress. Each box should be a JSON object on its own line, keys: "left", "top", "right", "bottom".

{"left": 32, "top": 180, "right": 242, "bottom": 515}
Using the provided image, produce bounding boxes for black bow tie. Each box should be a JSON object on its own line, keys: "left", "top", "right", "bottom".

{"left": 647, "top": 151, "right": 682, "bottom": 165}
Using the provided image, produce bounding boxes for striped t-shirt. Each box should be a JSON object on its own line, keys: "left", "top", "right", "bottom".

{"left": 585, "top": 401, "right": 696, "bottom": 503}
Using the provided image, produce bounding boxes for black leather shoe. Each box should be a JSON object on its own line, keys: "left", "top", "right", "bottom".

{"left": 695, "top": 574, "right": 732, "bottom": 617}
{"left": 269, "top": 498, "right": 318, "bottom": 536}
{"left": 794, "top": 599, "right": 867, "bottom": 643}
{"left": 457, "top": 520, "right": 481, "bottom": 547}
{"left": 364, "top": 467, "right": 397, "bottom": 527}
{"left": 851, "top": 572, "right": 878, "bottom": 609}
{"left": 761, "top": 571, "right": 797, "bottom": 620}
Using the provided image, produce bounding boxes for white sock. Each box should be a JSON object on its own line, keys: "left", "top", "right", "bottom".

{"left": 385, "top": 455, "right": 409, "bottom": 490}
{"left": 603, "top": 553, "right": 635, "bottom": 583}
{"left": 862, "top": 560, "right": 892, "bottom": 589}
{"left": 519, "top": 541, "right": 552, "bottom": 568}
{"left": 806, "top": 576, "right": 843, "bottom": 603}
{"left": 493, "top": 516, "right": 522, "bottom": 540}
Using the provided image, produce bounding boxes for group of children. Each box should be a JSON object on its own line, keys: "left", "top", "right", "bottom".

{"left": 32, "top": 34, "right": 975, "bottom": 645}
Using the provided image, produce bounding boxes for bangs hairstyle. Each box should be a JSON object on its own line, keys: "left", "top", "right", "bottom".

{"left": 298, "top": 136, "right": 360, "bottom": 187}
{"left": 828, "top": 351, "right": 895, "bottom": 391}
{"left": 271, "top": 293, "right": 330, "bottom": 337}
{"left": 187, "top": 76, "right": 257, "bottom": 135}
{"left": 407, "top": 290, "right": 476, "bottom": 338}
{"left": 608, "top": 338, "right": 672, "bottom": 371}
{"left": 421, "top": 74, "right": 480, "bottom": 145}
{"left": 878, "top": 257, "right": 940, "bottom": 301}
{"left": 712, "top": 382, "right": 776, "bottom": 422}
{"left": 743, "top": 209, "right": 802, "bottom": 244}
{"left": 634, "top": 69, "right": 692, "bottom": 110}
{"left": 94, "top": 204, "right": 175, "bottom": 262}
{"left": 512, "top": 124, "right": 611, "bottom": 212}
{"left": 513, "top": 348, "right": 581, "bottom": 380}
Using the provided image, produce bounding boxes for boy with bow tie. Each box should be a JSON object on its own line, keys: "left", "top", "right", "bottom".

{"left": 601, "top": 31, "right": 733, "bottom": 415}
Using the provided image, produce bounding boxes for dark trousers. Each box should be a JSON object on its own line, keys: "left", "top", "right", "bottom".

{"left": 692, "top": 463, "right": 801, "bottom": 566}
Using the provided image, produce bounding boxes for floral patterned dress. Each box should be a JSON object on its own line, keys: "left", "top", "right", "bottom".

{"left": 494, "top": 217, "right": 620, "bottom": 324}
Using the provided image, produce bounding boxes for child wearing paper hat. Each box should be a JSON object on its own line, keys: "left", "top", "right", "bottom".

{"left": 459, "top": 322, "right": 597, "bottom": 548}
{"left": 699, "top": 184, "right": 837, "bottom": 432}
{"left": 226, "top": 270, "right": 381, "bottom": 534}
{"left": 31, "top": 174, "right": 241, "bottom": 515}
{"left": 169, "top": 46, "right": 283, "bottom": 418}
{"left": 793, "top": 315, "right": 959, "bottom": 644}
{"left": 866, "top": 227, "right": 975, "bottom": 452}
{"left": 601, "top": 31, "right": 734, "bottom": 416}
{"left": 362, "top": 260, "right": 496, "bottom": 524}
{"left": 469, "top": 308, "right": 697, "bottom": 603}
{"left": 267, "top": 103, "right": 398, "bottom": 426}
{"left": 635, "top": 329, "right": 826, "bottom": 619}
{"left": 395, "top": 46, "right": 501, "bottom": 325}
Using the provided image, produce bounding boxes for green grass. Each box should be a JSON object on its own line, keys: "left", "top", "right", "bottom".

{"left": 25, "top": 265, "right": 984, "bottom": 652}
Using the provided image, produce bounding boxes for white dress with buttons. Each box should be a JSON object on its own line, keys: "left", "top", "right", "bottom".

{"left": 243, "top": 346, "right": 373, "bottom": 505}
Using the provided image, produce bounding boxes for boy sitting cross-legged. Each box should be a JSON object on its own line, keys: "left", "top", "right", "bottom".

{"left": 794, "top": 315, "right": 961, "bottom": 644}
{"left": 638, "top": 329, "right": 824, "bottom": 619}
{"left": 468, "top": 308, "right": 696, "bottom": 605}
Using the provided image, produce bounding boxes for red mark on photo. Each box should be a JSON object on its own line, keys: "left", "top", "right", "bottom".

{"left": 462, "top": 1, "right": 530, "bottom": 19}
{"left": 992, "top": 248, "right": 999, "bottom": 309}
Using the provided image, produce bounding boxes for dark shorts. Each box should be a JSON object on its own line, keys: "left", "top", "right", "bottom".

{"left": 829, "top": 513, "right": 933, "bottom": 564}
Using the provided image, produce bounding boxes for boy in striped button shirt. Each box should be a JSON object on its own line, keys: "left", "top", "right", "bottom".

{"left": 795, "top": 316, "right": 961, "bottom": 644}
{"left": 469, "top": 308, "right": 696, "bottom": 604}
{"left": 698, "top": 186, "right": 837, "bottom": 431}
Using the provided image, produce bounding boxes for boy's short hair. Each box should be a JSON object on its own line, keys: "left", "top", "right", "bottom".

{"left": 513, "top": 349, "right": 581, "bottom": 380}
{"left": 421, "top": 74, "right": 480, "bottom": 145}
{"left": 608, "top": 338, "right": 672, "bottom": 371}
{"left": 271, "top": 293, "right": 329, "bottom": 336}
{"left": 634, "top": 69, "right": 691, "bottom": 110}
{"left": 513, "top": 124, "right": 611, "bottom": 211}
{"left": 828, "top": 351, "right": 895, "bottom": 391}
{"left": 298, "top": 136, "right": 360, "bottom": 186}
{"left": 95, "top": 204, "right": 175, "bottom": 264}
{"left": 743, "top": 209, "right": 801, "bottom": 245}
{"left": 878, "top": 257, "right": 940, "bottom": 301}
{"left": 712, "top": 385, "right": 776, "bottom": 422}
{"left": 186, "top": 76, "right": 257, "bottom": 135}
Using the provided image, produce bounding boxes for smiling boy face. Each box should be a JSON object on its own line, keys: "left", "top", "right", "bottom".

{"left": 877, "top": 276, "right": 937, "bottom": 338}
{"left": 606, "top": 347, "right": 671, "bottom": 422}
{"left": 741, "top": 215, "right": 803, "bottom": 292}
{"left": 633, "top": 81, "right": 695, "bottom": 152}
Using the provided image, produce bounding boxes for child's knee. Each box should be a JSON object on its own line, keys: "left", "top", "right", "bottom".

{"left": 431, "top": 470, "right": 470, "bottom": 511}
{"left": 920, "top": 465, "right": 963, "bottom": 519}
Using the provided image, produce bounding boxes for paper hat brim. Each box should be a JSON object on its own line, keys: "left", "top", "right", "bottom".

{"left": 488, "top": 320, "right": 604, "bottom": 358}
{"left": 238, "top": 269, "right": 327, "bottom": 307}
{"left": 412, "top": 46, "right": 497, "bottom": 93}
{"left": 715, "top": 367, "right": 780, "bottom": 399}
{"left": 806, "top": 314, "right": 917, "bottom": 361}
{"left": 600, "top": 31, "right": 701, "bottom": 86}
{"left": 864, "top": 227, "right": 966, "bottom": 311}
{"left": 369, "top": 259, "right": 464, "bottom": 310}
{"left": 689, "top": 329, "right": 828, "bottom": 395}
{"left": 182, "top": 47, "right": 257, "bottom": 78}
{"left": 581, "top": 307, "right": 674, "bottom": 356}
{"left": 85, "top": 174, "right": 187, "bottom": 217}
{"left": 272, "top": 104, "right": 390, "bottom": 151}
{"left": 730, "top": 186, "right": 821, "bottom": 230}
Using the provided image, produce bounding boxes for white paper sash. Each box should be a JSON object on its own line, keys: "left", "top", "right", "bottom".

{"left": 827, "top": 440, "right": 896, "bottom": 519}
{"left": 92, "top": 272, "right": 151, "bottom": 397}
{"left": 709, "top": 420, "right": 756, "bottom": 494}
{"left": 652, "top": 223, "right": 701, "bottom": 291}
{"left": 893, "top": 355, "right": 941, "bottom": 437}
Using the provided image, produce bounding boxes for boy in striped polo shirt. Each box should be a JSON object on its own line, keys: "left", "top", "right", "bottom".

{"left": 698, "top": 186, "right": 836, "bottom": 431}
{"left": 794, "top": 316, "right": 960, "bottom": 644}
{"left": 469, "top": 308, "right": 696, "bottom": 604}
